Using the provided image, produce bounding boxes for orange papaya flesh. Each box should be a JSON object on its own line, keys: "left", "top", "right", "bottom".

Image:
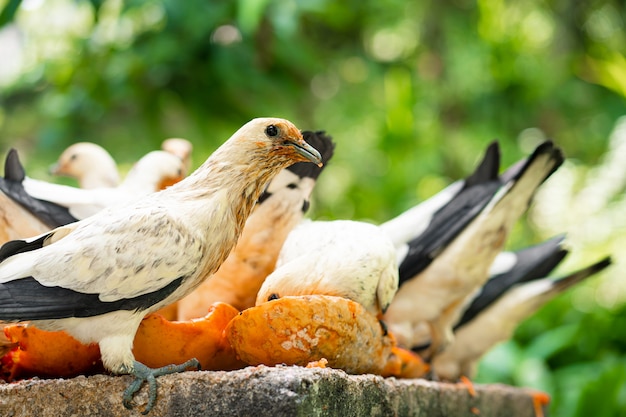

{"left": 226, "top": 295, "right": 399, "bottom": 375}
{"left": 1, "top": 302, "right": 245, "bottom": 381}
{"left": 1, "top": 324, "right": 102, "bottom": 381}
{"left": 133, "top": 302, "right": 245, "bottom": 371}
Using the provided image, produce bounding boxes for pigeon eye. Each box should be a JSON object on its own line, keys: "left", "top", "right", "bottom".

{"left": 268, "top": 293, "right": 280, "bottom": 301}
{"left": 265, "top": 125, "right": 279, "bottom": 137}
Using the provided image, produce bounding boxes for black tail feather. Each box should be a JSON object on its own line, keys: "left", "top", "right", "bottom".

{"left": 456, "top": 235, "right": 568, "bottom": 328}
{"left": 286, "top": 130, "right": 335, "bottom": 180}
{"left": 398, "top": 142, "right": 503, "bottom": 284}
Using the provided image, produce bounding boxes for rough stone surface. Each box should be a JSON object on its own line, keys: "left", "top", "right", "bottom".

{"left": 0, "top": 365, "right": 545, "bottom": 417}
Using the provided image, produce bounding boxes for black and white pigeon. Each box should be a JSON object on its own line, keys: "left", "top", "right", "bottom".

{"left": 431, "top": 256, "right": 612, "bottom": 380}
{"left": 384, "top": 141, "right": 564, "bottom": 357}
{"left": 0, "top": 118, "right": 322, "bottom": 413}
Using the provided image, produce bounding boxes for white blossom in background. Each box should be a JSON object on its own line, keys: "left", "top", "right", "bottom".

{"left": 0, "top": 26, "right": 25, "bottom": 86}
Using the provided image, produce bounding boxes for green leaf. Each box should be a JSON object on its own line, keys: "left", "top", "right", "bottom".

{"left": 0, "top": 0, "right": 21, "bottom": 28}
{"left": 237, "top": 0, "right": 271, "bottom": 34}
{"left": 574, "top": 363, "right": 626, "bottom": 417}
{"left": 523, "top": 323, "right": 579, "bottom": 360}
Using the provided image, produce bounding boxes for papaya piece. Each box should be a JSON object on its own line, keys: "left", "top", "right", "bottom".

{"left": 381, "top": 345, "right": 429, "bottom": 379}
{"left": 1, "top": 302, "right": 246, "bottom": 381}
{"left": 1, "top": 324, "right": 101, "bottom": 381}
{"left": 133, "top": 302, "right": 246, "bottom": 371}
{"left": 153, "top": 302, "right": 179, "bottom": 321}
{"left": 306, "top": 358, "right": 329, "bottom": 369}
{"left": 0, "top": 330, "right": 17, "bottom": 358}
{"left": 226, "top": 295, "right": 395, "bottom": 375}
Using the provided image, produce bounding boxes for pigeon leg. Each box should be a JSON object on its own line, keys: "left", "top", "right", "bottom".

{"left": 424, "top": 298, "right": 464, "bottom": 361}
{"left": 122, "top": 358, "right": 201, "bottom": 414}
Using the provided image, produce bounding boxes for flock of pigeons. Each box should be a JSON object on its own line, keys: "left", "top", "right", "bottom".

{"left": 0, "top": 117, "right": 612, "bottom": 413}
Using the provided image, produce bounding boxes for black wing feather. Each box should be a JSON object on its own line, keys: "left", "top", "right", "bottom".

{"left": 0, "top": 234, "right": 48, "bottom": 263}
{"left": 462, "top": 141, "right": 500, "bottom": 189}
{"left": 0, "top": 276, "right": 184, "bottom": 320}
{"left": 0, "top": 149, "right": 78, "bottom": 228}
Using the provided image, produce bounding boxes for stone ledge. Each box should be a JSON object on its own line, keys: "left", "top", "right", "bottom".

{"left": 0, "top": 366, "right": 545, "bottom": 417}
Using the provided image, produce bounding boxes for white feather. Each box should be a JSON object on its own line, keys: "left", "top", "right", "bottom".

{"left": 257, "top": 219, "right": 399, "bottom": 316}
{"left": 24, "top": 151, "right": 184, "bottom": 219}
{"left": 379, "top": 180, "right": 463, "bottom": 248}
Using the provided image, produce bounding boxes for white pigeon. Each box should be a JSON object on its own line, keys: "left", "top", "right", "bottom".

{"left": 50, "top": 142, "right": 120, "bottom": 189}
{"left": 0, "top": 117, "right": 322, "bottom": 413}
{"left": 254, "top": 141, "right": 500, "bottom": 321}
{"left": 23, "top": 150, "right": 186, "bottom": 219}
{"left": 256, "top": 219, "right": 399, "bottom": 318}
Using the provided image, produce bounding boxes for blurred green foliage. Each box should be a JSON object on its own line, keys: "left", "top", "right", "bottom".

{"left": 0, "top": 0, "right": 624, "bottom": 415}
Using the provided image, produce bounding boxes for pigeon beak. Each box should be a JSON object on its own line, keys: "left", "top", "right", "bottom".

{"left": 290, "top": 139, "right": 323, "bottom": 167}
{"left": 49, "top": 162, "right": 60, "bottom": 175}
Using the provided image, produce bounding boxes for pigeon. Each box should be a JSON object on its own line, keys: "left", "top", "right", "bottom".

{"left": 384, "top": 141, "right": 564, "bottom": 357}
{"left": 431, "top": 256, "right": 612, "bottom": 381}
{"left": 22, "top": 150, "right": 185, "bottom": 220}
{"left": 50, "top": 142, "right": 120, "bottom": 189}
{"left": 256, "top": 219, "right": 399, "bottom": 318}
{"left": 176, "top": 131, "right": 335, "bottom": 319}
{"left": 51, "top": 139, "right": 193, "bottom": 189}
{"left": 0, "top": 117, "right": 322, "bottom": 413}
{"left": 253, "top": 141, "right": 501, "bottom": 320}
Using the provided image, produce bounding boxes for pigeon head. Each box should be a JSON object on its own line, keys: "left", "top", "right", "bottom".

{"left": 232, "top": 118, "right": 323, "bottom": 168}
{"left": 50, "top": 142, "right": 119, "bottom": 188}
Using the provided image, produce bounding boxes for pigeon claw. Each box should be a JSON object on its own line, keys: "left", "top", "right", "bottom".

{"left": 122, "top": 358, "right": 201, "bottom": 414}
